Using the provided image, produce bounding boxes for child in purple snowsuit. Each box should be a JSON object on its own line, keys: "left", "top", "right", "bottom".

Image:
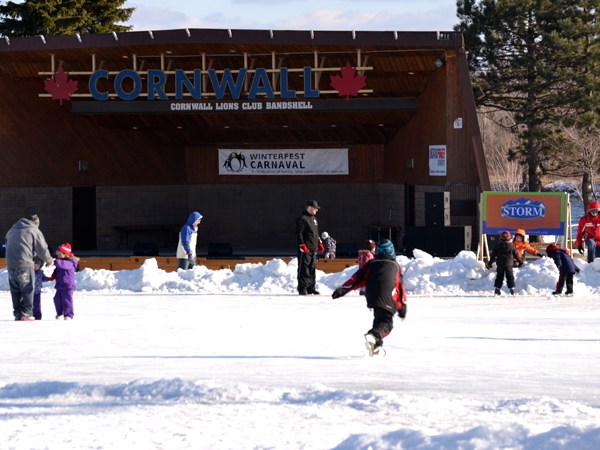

{"left": 33, "top": 258, "right": 50, "bottom": 320}
{"left": 53, "top": 243, "right": 79, "bottom": 320}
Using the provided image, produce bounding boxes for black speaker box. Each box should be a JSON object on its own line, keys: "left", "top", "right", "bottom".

{"left": 208, "top": 243, "right": 233, "bottom": 257}
{"left": 443, "top": 226, "right": 472, "bottom": 256}
{"left": 404, "top": 226, "right": 472, "bottom": 257}
{"left": 336, "top": 243, "right": 359, "bottom": 258}
{"left": 425, "top": 192, "right": 451, "bottom": 227}
{"left": 133, "top": 242, "right": 159, "bottom": 256}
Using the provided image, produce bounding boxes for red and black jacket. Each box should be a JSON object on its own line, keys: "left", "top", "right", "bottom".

{"left": 336, "top": 254, "right": 406, "bottom": 316}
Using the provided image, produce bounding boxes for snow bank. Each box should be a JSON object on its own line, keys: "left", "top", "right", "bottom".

{"left": 2, "top": 250, "right": 600, "bottom": 296}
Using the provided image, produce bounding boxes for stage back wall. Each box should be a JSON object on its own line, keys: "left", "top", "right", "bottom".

{"left": 0, "top": 28, "right": 488, "bottom": 252}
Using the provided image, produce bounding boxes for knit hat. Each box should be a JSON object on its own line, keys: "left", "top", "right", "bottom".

{"left": 33, "top": 258, "right": 43, "bottom": 266}
{"left": 546, "top": 244, "right": 557, "bottom": 256}
{"left": 500, "top": 231, "right": 511, "bottom": 241}
{"left": 365, "top": 239, "right": 376, "bottom": 252}
{"left": 28, "top": 214, "right": 40, "bottom": 227}
{"left": 57, "top": 243, "right": 73, "bottom": 256}
{"left": 321, "top": 232, "right": 329, "bottom": 239}
{"left": 376, "top": 239, "right": 395, "bottom": 257}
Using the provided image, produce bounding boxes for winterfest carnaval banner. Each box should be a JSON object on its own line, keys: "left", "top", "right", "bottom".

{"left": 481, "top": 192, "right": 566, "bottom": 235}
{"left": 218, "top": 149, "right": 349, "bottom": 175}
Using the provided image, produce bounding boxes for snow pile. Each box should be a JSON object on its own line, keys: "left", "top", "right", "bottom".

{"left": 2, "top": 250, "right": 600, "bottom": 296}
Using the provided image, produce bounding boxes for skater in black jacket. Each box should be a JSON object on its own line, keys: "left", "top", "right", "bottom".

{"left": 486, "top": 230, "right": 524, "bottom": 296}
{"left": 332, "top": 240, "right": 406, "bottom": 356}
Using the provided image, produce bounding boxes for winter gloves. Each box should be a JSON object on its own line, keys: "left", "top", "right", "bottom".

{"left": 578, "top": 245, "right": 585, "bottom": 255}
{"left": 187, "top": 253, "right": 194, "bottom": 261}
{"left": 299, "top": 243, "right": 324, "bottom": 253}
{"left": 398, "top": 302, "right": 407, "bottom": 319}
{"left": 331, "top": 288, "right": 347, "bottom": 299}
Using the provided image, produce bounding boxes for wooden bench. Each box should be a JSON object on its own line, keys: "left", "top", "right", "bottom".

{"left": 1, "top": 256, "right": 354, "bottom": 274}
{"left": 316, "top": 258, "right": 358, "bottom": 273}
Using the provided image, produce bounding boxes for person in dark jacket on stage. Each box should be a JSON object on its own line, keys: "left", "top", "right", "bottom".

{"left": 296, "top": 200, "right": 324, "bottom": 295}
{"left": 546, "top": 244, "right": 579, "bottom": 296}
{"left": 486, "top": 230, "right": 524, "bottom": 296}
{"left": 332, "top": 240, "right": 406, "bottom": 357}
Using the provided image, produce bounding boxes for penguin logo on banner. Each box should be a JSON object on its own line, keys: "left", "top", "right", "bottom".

{"left": 223, "top": 152, "right": 248, "bottom": 172}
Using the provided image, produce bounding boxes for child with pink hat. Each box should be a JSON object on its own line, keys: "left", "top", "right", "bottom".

{"left": 52, "top": 243, "right": 80, "bottom": 320}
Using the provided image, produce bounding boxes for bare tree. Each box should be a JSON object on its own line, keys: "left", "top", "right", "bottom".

{"left": 545, "top": 125, "right": 600, "bottom": 211}
{"left": 479, "top": 111, "right": 525, "bottom": 192}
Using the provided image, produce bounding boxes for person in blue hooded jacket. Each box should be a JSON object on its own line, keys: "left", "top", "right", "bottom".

{"left": 177, "top": 212, "right": 202, "bottom": 270}
{"left": 546, "top": 244, "right": 579, "bottom": 297}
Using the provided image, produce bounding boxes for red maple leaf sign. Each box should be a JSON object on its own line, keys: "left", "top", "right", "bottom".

{"left": 44, "top": 67, "right": 78, "bottom": 105}
{"left": 330, "top": 62, "right": 367, "bottom": 101}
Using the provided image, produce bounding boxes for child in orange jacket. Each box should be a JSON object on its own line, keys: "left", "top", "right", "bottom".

{"left": 513, "top": 229, "right": 541, "bottom": 261}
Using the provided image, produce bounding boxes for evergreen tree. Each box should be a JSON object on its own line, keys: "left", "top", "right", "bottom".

{"left": 455, "top": 0, "right": 561, "bottom": 194}
{"left": 0, "top": 0, "right": 134, "bottom": 37}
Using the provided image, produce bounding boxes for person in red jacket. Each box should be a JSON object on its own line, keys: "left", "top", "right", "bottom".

{"left": 576, "top": 201, "right": 600, "bottom": 263}
{"left": 332, "top": 239, "right": 406, "bottom": 357}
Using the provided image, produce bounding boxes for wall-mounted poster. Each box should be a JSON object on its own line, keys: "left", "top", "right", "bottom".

{"left": 218, "top": 148, "right": 349, "bottom": 175}
{"left": 429, "top": 145, "right": 446, "bottom": 176}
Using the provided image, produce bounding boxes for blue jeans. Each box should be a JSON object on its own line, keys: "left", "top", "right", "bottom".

{"left": 177, "top": 258, "right": 196, "bottom": 270}
{"left": 585, "top": 239, "right": 600, "bottom": 263}
{"left": 9, "top": 267, "right": 35, "bottom": 319}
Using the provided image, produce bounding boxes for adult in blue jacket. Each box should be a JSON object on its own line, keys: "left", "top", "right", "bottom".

{"left": 546, "top": 244, "right": 579, "bottom": 296}
{"left": 177, "top": 212, "right": 202, "bottom": 270}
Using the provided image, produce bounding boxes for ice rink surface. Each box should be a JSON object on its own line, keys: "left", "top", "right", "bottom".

{"left": 2, "top": 290, "right": 600, "bottom": 450}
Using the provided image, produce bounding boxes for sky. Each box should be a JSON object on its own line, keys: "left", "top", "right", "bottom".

{"left": 127, "top": 0, "right": 460, "bottom": 34}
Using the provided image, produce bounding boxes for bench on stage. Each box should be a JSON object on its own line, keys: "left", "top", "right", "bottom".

{"left": 113, "top": 224, "right": 181, "bottom": 249}
{"left": 0, "top": 257, "right": 358, "bottom": 274}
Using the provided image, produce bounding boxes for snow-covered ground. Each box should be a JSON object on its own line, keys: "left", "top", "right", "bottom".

{"left": 2, "top": 254, "right": 600, "bottom": 449}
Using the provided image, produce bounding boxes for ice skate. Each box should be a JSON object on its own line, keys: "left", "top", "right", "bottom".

{"left": 565, "top": 292, "right": 574, "bottom": 297}
{"left": 551, "top": 291, "right": 561, "bottom": 296}
{"left": 364, "top": 333, "right": 376, "bottom": 357}
{"left": 510, "top": 288, "right": 516, "bottom": 296}
{"left": 372, "top": 346, "right": 387, "bottom": 357}
{"left": 494, "top": 288, "right": 501, "bottom": 297}
{"left": 56, "top": 315, "right": 63, "bottom": 320}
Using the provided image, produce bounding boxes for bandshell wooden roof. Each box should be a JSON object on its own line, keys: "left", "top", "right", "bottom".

{"left": 0, "top": 28, "right": 464, "bottom": 146}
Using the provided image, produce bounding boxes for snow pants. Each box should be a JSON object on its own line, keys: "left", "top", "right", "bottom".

{"left": 585, "top": 239, "right": 600, "bottom": 263}
{"left": 368, "top": 307, "right": 395, "bottom": 348}
{"left": 297, "top": 250, "right": 317, "bottom": 293}
{"left": 494, "top": 266, "right": 515, "bottom": 289}
{"left": 9, "top": 267, "right": 35, "bottom": 320}
{"left": 556, "top": 272, "right": 574, "bottom": 294}
{"left": 54, "top": 289, "right": 74, "bottom": 319}
{"left": 33, "top": 293, "right": 42, "bottom": 320}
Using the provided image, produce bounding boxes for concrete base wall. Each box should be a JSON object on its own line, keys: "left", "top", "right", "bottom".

{"left": 0, "top": 187, "right": 72, "bottom": 253}
{"left": 96, "top": 183, "right": 407, "bottom": 250}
